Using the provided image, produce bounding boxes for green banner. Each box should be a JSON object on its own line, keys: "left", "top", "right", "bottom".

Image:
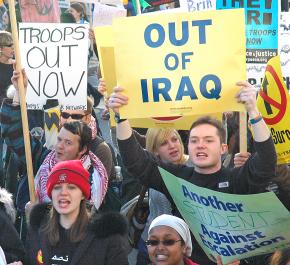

{"left": 159, "top": 167, "right": 290, "bottom": 263}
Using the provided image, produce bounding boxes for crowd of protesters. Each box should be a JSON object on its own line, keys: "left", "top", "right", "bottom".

{"left": 1, "top": 1, "right": 290, "bottom": 265}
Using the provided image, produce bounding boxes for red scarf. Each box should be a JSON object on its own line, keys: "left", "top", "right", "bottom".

{"left": 35, "top": 150, "right": 108, "bottom": 209}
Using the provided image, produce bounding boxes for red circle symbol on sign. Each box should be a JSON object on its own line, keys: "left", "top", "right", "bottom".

{"left": 259, "top": 65, "right": 287, "bottom": 125}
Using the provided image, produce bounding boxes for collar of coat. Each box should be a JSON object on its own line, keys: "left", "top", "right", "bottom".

{"left": 29, "top": 203, "right": 128, "bottom": 238}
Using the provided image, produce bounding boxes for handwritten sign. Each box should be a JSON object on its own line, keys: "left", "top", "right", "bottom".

{"left": 113, "top": 9, "right": 246, "bottom": 119}
{"left": 187, "top": 0, "right": 215, "bottom": 12}
{"left": 160, "top": 167, "right": 290, "bottom": 263}
{"left": 19, "top": 23, "right": 89, "bottom": 110}
{"left": 92, "top": 2, "right": 126, "bottom": 27}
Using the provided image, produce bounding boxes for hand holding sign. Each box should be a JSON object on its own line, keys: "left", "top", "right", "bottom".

{"left": 11, "top": 67, "right": 28, "bottom": 105}
{"left": 216, "top": 256, "right": 240, "bottom": 265}
{"left": 235, "top": 80, "right": 271, "bottom": 143}
{"left": 11, "top": 68, "right": 28, "bottom": 91}
{"left": 233, "top": 152, "right": 251, "bottom": 168}
{"left": 108, "top": 86, "right": 128, "bottom": 115}
{"left": 235, "top": 81, "right": 259, "bottom": 116}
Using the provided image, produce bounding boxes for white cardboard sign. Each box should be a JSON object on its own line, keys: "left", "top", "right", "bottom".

{"left": 19, "top": 23, "right": 89, "bottom": 110}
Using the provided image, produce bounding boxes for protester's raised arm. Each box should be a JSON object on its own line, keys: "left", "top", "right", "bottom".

{"left": 107, "top": 86, "right": 132, "bottom": 140}
{"left": 235, "top": 81, "right": 270, "bottom": 142}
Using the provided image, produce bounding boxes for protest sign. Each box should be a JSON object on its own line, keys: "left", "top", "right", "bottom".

{"left": 216, "top": 0, "right": 279, "bottom": 89}
{"left": 216, "top": 0, "right": 279, "bottom": 64}
{"left": 92, "top": 2, "right": 126, "bottom": 26}
{"left": 186, "top": 0, "right": 215, "bottom": 12}
{"left": 19, "top": 0, "right": 60, "bottom": 22}
{"left": 94, "top": 26, "right": 116, "bottom": 92}
{"left": 111, "top": 113, "right": 222, "bottom": 129}
{"left": 94, "top": 25, "right": 223, "bottom": 129}
{"left": 159, "top": 167, "right": 290, "bottom": 263}
{"left": 19, "top": 23, "right": 89, "bottom": 110}
{"left": 113, "top": 9, "right": 246, "bottom": 119}
{"left": 257, "top": 56, "right": 290, "bottom": 165}
{"left": 279, "top": 12, "right": 290, "bottom": 93}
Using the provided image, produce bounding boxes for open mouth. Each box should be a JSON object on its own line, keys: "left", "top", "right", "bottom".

{"left": 169, "top": 150, "right": 179, "bottom": 156}
{"left": 58, "top": 199, "right": 70, "bottom": 208}
{"left": 196, "top": 152, "right": 208, "bottom": 157}
{"left": 155, "top": 254, "right": 168, "bottom": 261}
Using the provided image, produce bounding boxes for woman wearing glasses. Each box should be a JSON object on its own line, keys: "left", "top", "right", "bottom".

{"left": 146, "top": 214, "right": 240, "bottom": 265}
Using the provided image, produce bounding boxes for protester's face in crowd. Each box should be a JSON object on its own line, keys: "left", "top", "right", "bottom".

{"left": 156, "top": 132, "right": 182, "bottom": 164}
{"left": 60, "top": 110, "right": 90, "bottom": 127}
{"left": 147, "top": 225, "right": 186, "bottom": 265}
{"left": 51, "top": 183, "right": 84, "bottom": 219}
{"left": 68, "top": 7, "right": 81, "bottom": 21}
{"left": 0, "top": 41, "right": 14, "bottom": 62}
{"left": 55, "top": 127, "right": 87, "bottom": 162}
{"left": 188, "top": 124, "right": 227, "bottom": 174}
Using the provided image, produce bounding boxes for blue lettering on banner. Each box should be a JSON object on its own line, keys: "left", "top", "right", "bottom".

{"left": 199, "top": 224, "right": 286, "bottom": 256}
{"left": 141, "top": 19, "right": 224, "bottom": 104}
{"left": 182, "top": 185, "right": 244, "bottom": 212}
{"left": 144, "top": 20, "right": 212, "bottom": 48}
{"left": 140, "top": 75, "right": 221, "bottom": 102}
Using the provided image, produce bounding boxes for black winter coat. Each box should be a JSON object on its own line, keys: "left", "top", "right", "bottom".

{"left": 25, "top": 204, "right": 129, "bottom": 265}
{"left": 0, "top": 208, "right": 25, "bottom": 263}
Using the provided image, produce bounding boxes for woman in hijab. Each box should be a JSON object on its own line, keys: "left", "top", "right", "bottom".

{"left": 146, "top": 214, "right": 240, "bottom": 265}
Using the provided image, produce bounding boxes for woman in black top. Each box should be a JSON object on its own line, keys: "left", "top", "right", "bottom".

{"left": 26, "top": 160, "right": 129, "bottom": 265}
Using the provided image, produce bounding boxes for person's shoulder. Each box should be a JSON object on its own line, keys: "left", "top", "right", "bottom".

{"left": 88, "top": 211, "right": 128, "bottom": 238}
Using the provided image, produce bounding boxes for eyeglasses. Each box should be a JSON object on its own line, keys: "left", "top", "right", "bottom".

{"left": 145, "top": 239, "right": 182, "bottom": 247}
{"left": 61, "top": 112, "right": 87, "bottom": 120}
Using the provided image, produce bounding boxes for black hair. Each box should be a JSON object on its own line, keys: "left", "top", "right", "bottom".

{"left": 60, "top": 11, "right": 77, "bottom": 23}
{"left": 189, "top": 116, "right": 226, "bottom": 143}
{"left": 63, "top": 121, "right": 92, "bottom": 153}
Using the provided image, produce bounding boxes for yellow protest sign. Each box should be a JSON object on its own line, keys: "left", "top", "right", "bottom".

{"left": 110, "top": 113, "right": 222, "bottom": 130}
{"left": 257, "top": 56, "right": 290, "bottom": 165}
{"left": 113, "top": 9, "right": 246, "bottom": 119}
{"left": 94, "top": 26, "right": 116, "bottom": 94}
{"left": 94, "top": 25, "right": 113, "bottom": 47}
{"left": 94, "top": 26, "right": 223, "bottom": 129}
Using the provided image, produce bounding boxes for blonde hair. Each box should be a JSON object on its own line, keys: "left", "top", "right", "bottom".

{"left": 86, "top": 97, "right": 93, "bottom": 115}
{"left": 146, "top": 128, "right": 187, "bottom": 165}
{"left": 0, "top": 31, "right": 12, "bottom": 46}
